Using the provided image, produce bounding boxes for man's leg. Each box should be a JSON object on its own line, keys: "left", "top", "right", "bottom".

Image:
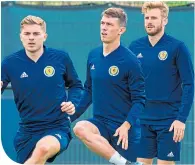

{"left": 73, "top": 120, "right": 129, "bottom": 164}
{"left": 24, "top": 135, "right": 60, "bottom": 165}
{"left": 111, "top": 124, "right": 142, "bottom": 163}
{"left": 157, "top": 159, "right": 175, "bottom": 165}
{"left": 156, "top": 125, "right": 180, "bottom": 165}
{"left": 137, "top": 158, "right": 153, "bottom": 165}
{"left": 136, "top": 124, "right": 157, "bottom": 165}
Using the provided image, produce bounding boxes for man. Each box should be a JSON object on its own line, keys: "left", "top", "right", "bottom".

{"left": 1, "top": 15, "right": 83, "bottom": 164}
{"left": 129, "top": 2, "right": 194, "bottom": 165}
{"left": 71, "top": 8, "right": 145, "bottom": 165}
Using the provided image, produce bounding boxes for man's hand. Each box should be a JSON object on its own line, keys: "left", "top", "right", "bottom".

{"left": 113, "top": 121, "right": 131, "bottom": 150}
{"left": 61, "top": 101, "right": 75, "bottom": 115}
{"left": 169, "top": 120, "right": 185, "bottom": 143}
{"left": 1, "top": 81, "right": 3, "bottom": 89}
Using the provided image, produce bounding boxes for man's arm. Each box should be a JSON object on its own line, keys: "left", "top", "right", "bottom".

{"left": 1, "top": 59, "right": 10, "bottom": 93}
{"left": 69, "top": 55, "right": 93, "bottom": 122}
{"left": 175, "top": 42, "right": 194, "bottom": 123}
{"left": 126, "top": 57, "right": 146, "bottom": 126}
{"left": 63, "top": 54, "right": 83, "bottom": 106}
{"left": 169, "top": 42, "right": 194, "bottom": 143}
{"left": 127, "top": 42, "right": 146, "bottom": 126}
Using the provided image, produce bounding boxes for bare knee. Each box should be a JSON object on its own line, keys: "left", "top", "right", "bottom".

{"left": 137, "top": 158, "right": 153, "bottom": 165}
{"left": 157, "top": 159, "right": 175, "bottom": 165}
{"left": 25, "top": 136, "right": 60, "bottom": 164}
{"left": 35, "top": 143, "right": 51, "bottom": 158}
{"left": 73, "top": 121, "right": 88, "bottom": 139}
{"left": 73, "top": 121, "right": 100, "bottom": 140}
{"left": 26, "top": 144, "right": 50, "bottom": 164}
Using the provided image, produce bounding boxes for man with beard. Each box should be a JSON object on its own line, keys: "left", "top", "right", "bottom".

{"left": 129, "top": 2, "right": 194, "bottom": 165}
{"left": 71, "top": 8, "right": 145, "bottom": 165}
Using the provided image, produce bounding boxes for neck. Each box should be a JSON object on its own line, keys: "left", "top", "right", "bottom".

{"left": 103, "top": 39, "right": 120, "bottom": 56}
{"left": 25, "top": 46, "right": 44, "bottom": 62}
{"left": 148, "top": 30, "right": 164, "bottom": 47}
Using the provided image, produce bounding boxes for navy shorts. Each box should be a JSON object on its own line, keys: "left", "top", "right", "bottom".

{"left": 13, "top": 128, "right": 72, "bottom": 164}
{"left": 87, "top": 117, "right": 141, "bottom": 162}
{"left": 138, "top": 124, "right": 181, "bottom": 161}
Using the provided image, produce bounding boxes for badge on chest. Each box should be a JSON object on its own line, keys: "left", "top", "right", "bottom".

{"left": 109, "top": 66, "right": 119, "bottom": 76}
{"left": 158, "top": 51, "right": 168, "bottom": 61}
{"left": 44, "top": 66, "right": 55, "bottom": 77}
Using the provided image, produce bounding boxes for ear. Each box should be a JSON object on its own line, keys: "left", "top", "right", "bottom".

{"left": 20, "top": 33, "right": 23, "bottom": 42}
{"left": 119, "top": 27, "right": 126, "bottom": 35}
{"left": 163, "top": 17, "right": 168, "bottom": 26}
{"left": 43, "top": 33, "right": 48, "bottom": 42}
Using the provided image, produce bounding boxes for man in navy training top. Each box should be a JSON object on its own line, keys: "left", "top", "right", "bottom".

{"left": 129, "top": 2, "right": 194, "bottom": 165}
{"left": 71, "top": 8, "right": 145, "bottom": 165}
{"left": 1, "top": 15, "right": 83, "bottom": 165}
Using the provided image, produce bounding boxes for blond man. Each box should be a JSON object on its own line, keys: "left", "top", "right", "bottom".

{"left": 129, "top": 2, "right": 194, "bottom": 165}
{"left": 1, "top": 15, "right": 83, "bottom": 164}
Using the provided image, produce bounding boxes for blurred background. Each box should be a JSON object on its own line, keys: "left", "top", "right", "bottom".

{"left": 1, "top": 1, "right": 194, "bottom": 164}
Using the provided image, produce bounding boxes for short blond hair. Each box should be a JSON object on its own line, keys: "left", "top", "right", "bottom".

{"left": 102, "top": 7, "right": 127, "bottom": 27}
{"left": 20, "top": 15, "right": 46, "bottom": 32}
{"left": 142, "top": 1, "right": 169, "bottom": 18}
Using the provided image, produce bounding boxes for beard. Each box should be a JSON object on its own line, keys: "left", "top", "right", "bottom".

{"left": 145, "top": 24, "right": 163, "bottom": 36}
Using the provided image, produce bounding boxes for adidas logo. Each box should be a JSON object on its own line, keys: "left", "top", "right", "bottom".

{"left": 137, "top": 53, "right": 143, "bottom": 58}
{"left": 55, "top": 134, "right": 62, "bottom": 139}
{"left": 20, "top": 72, "right": 28, "bottom": 78}
{"left": 167, "top": 152, "right": 174, "bottom": 157}
{"left": 91, "top": 64, "right": 95, "bottom": 70}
